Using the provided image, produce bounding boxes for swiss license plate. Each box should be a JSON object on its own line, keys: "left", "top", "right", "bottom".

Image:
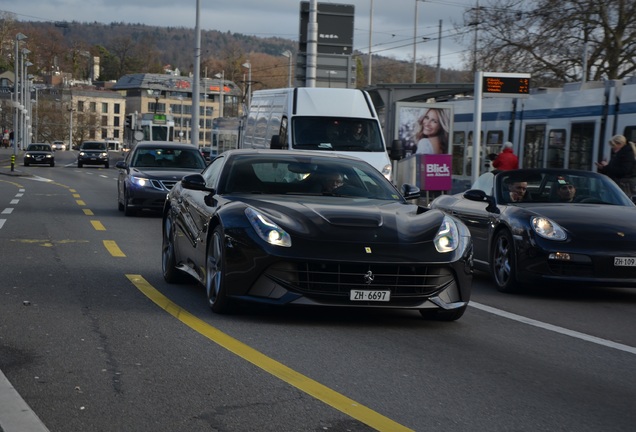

{"left": 614, "top": 257, "right": 636, "bottom": 266}
{"left": 350, "top": 290, "right": 391, "bottom": 302}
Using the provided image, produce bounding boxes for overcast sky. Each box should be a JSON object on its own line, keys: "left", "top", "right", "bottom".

{"left": 1, "top": 0, "right": 478, "bottom": 70}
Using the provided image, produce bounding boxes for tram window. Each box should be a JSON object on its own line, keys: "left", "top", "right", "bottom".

{"left": 452, "top": 131, "right": 466, "bottom": 176}
{"left": 547, "top": 128, "right": 566, "bottom": 169}
{"left": 569, "top": 123, "right": 595, "bottom": 170}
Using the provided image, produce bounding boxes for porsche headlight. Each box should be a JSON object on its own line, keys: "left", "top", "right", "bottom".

{"left": 245, "top": 207, "right": 291, "bottom": 247}
{"left": 531, "top": 216, "right": 567, "bottom": 241}
{"left": 434, "top": 215, "right": 460, "bottom": 253}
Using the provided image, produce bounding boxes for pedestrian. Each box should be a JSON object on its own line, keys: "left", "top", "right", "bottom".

{"left": 596, "top": 134, "right": 636, "bottom": 194}
{"left": 492, "top": 141, "right": 519, "bottom": 171}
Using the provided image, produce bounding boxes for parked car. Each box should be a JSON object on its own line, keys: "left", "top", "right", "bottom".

{"left": 51, "top": 140, "right": 66, "bottom": 151}
{"left": 162, "top": 149, "right": 473, "bottom": 320}
{"left": 77, "top": 141, "right": 109, "bottom": 168}
{"left": 23, "top": 143, "right": 55, "bottom": 167}
{"left": 116, "top": 142, "right": 207, "bottom": 216}
{"left": 429, "top": 168, "right": 636, "bottom": 292}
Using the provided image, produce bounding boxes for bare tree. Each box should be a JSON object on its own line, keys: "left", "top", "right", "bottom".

{"left": 459, "top": 0, "right": 636, "bottom": 86}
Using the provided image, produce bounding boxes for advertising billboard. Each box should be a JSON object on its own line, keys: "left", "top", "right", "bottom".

{"left": 394, "top": 102, "right": 454, "bottom": 157}
{"left": 299, "top": 2, "right": 355, "bottom": 55}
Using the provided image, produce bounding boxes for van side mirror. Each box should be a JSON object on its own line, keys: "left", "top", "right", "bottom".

{"left": 390, "top": 139, "right": 403, "bottom": 161}
{"left": 270, "top": 135, "right": 283, "bottom": 150}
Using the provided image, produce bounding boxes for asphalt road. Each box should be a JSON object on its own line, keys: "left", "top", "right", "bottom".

{"left": 1, "top": 148, "right": 635, "bottom": 432}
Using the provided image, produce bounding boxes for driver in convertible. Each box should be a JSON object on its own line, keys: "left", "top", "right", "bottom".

{"left": 555, "top": 176, "right": 577, "bottom": 202}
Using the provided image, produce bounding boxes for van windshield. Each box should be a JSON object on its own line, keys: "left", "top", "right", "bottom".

{"left": 292, "top": 117, "right": 385, "bottom": 152}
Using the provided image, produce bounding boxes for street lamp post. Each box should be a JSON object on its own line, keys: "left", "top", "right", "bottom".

{"left": 68, "top": 107, "right": 75, "bottom": 150}
{"left": 281, "top": 51, "right": 293, "bottom": 88}
{"left": 242, "top": 61, "right": 251, "bottom": 108}
{"left": 178, "top": 96, "right": 184, "bottom": 142}
{"left": 12, "top": 33, "right": 27, "bottom": 170}
{"left": 214, "top": 71, "right": 224, "bottom": 119}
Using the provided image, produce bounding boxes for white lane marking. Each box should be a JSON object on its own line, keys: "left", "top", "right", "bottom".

{"left": 0, "top": 219, "right": 5, "bottom": 229}
{"left": 470, "top": 301, "right": 636, "bottom": 355}
{"left": 15, "top": 193, "right": 24, "bottom": 197}
{"left": 1, "top": 208, "right": 13, "bottom": 215}
{"left": 10, "top": 199, "right": 18, "bottom": 204}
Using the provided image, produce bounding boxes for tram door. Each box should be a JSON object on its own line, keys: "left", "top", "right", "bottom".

{"left": 569, "top": 123, "right": 595, "bottom": 170}
{"left": 522, "top": 124, "right": 546, "bottom": 168}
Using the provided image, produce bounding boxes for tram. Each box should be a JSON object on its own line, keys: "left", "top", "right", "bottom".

{"left": 448, "top": 77, "right": 636, "bottom": 190}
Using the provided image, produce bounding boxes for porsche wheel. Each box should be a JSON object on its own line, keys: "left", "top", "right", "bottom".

{"left": 162, "top": 214, "right": 186, "bottom": 283}
{"left": 491, "top": 229, "right": 519, "bottom": 293}
{"left": 206, "top": 226, "right": 233, "bottom": 313}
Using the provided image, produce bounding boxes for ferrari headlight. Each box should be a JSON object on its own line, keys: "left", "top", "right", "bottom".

{"left": 245, "top": 207, "right": 291, "bottom": 247}
{"left": 131, "top": 175, "right": 150, "bottom": 187}
{"left": 531, "top": 216, "right": 567, "bottom": 241}
{"left": 434, "top": 215, "right": 460, "bottom": 253}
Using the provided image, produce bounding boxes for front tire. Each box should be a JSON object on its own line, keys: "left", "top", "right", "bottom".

{"left": 162, "top": 214, "right": 186, "bottom": 283}
{"left": 123, "top": 190, "right": 136, "bottom": 217}
{"left": 206, "top": 226, "right": 233, "bottom": 313}
{"left": 491, "top": 230, "right": 519, "bottom": 293}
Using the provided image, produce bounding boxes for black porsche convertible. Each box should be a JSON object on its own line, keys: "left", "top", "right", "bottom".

{"left": 430, "top": 168, "right": 636, "bottom": 292}
{"left": 162, "top": 149, "right": 473, "bottom": 321}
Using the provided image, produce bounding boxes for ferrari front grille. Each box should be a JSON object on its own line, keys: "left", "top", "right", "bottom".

{"left": 266, "top": 262, "right": 455, "bottom": 297}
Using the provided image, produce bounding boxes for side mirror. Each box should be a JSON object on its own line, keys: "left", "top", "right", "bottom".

{"left": 464, "top": 189, "right": 499, "bottom": 214}
{"left": 401, "top": 183, "right": 420, "bottom": 200}
{"left": 390, "top": 139, "right": 403, "bottom": 161}
{"left": 115, "top": 161, "right": 127, "bottom": 169}
{"left": 181, "top": 174, "right": 215, "bottom": 192}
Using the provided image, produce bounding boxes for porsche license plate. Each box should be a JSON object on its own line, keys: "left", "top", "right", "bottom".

{"left": 614, "top": 257, "right": 636, "bottom": 266}
{"left": 350, "top": 290, "right": 390, "bottom": 302}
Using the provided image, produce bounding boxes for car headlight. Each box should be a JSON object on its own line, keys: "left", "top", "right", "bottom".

{"left": 531, "top": 216, "right": 567, "bottom": 241}
{"left": 245, "top": 207, "right": 291, "bottom": 247}
{"left": 131, "top": 175, "right": 150, "bottom": 187}
{"left": 79, "top": 151, "right": 86, "bottom": 156}
{"left": 434, "top": 215, "right": 460, "bottom": 253}
{"left": 100, "top": 152, "right": 108, "bottom": 157}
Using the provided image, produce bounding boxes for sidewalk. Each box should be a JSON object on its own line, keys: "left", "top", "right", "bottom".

{"left": 0, "top": 147, "right": 27, "bottom": 177}
{"left": 0, "top": 147, "right": 50, "bottom": 431}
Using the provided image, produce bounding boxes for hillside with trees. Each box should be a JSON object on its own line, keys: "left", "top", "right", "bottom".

{"left": 1, "top": 13, "right": 470, "bottom": 91}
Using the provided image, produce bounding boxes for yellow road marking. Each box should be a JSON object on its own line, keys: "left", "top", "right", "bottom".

{"left": 11, "top": 239, "right": 89, "bottom": 247}
{"left": 76, "top": 200, "right": 86, "bottom": 206}
{"left": 126, "top": 274, "right": 413, "bottom": 432}
{"left": 91, "top": 220, "right": 106, "bottom": 231}
{"left": 72, "top": 193, "right": 81, "bottom": 198}
{"left": 0, "top": 179, "right": 24, "bottom": 188}
{"left": 83, "top": 209, "right": 94, "bottom": 216}
{"left": 104, "top": 240, "right": 125, "bottom": 257}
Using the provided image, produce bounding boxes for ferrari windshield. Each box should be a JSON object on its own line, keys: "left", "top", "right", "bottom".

{"left": 220, "top": 154, "right": 401, "bottom": 200}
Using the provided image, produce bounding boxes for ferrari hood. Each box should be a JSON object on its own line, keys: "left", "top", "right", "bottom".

{"left": 240, "top": 196, "right": 447, "bottom": 243}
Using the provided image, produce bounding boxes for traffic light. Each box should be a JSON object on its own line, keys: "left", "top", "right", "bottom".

{"left": 125, "top": 114, "right": 135, "bottom": 129}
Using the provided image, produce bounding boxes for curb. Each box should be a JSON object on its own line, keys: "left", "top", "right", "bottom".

{"left": 0, "top": 369, "right": 50, "bottom": 432}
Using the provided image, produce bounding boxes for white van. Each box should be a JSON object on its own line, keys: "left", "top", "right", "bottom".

{"left": 106, "top": 140, "right": 122, "bottom": 152}
{"left": 241, "top": 87, "right": 392, "bottom": 179}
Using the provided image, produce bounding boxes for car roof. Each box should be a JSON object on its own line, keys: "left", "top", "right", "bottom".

{"left": 221, "top": 148, "right": 371, "bottom": 164}
{"left": 133, "top": 142, "right": 200, "bottom": 150}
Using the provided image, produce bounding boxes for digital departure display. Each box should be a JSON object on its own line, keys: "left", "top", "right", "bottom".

{"left": 482, "top": 73, "right": 531, "bottom": 96}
